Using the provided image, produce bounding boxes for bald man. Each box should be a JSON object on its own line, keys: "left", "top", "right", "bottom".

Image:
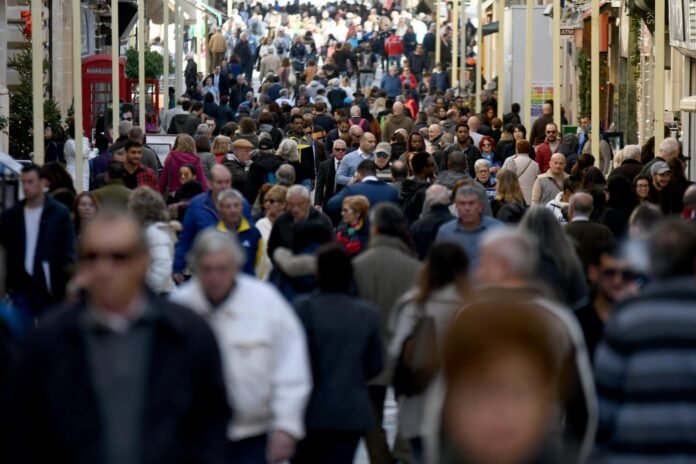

{"left": 531, "top": 153, "right": 569, "bottom": 206}
{"left": 382, "top": 101, "right": 415, "bottom": 142}
{"left": 565, "top": 191, "right": 615, "bottom": 267}
{"left": 467, "top": 115, "right": 484, "bottom": 147}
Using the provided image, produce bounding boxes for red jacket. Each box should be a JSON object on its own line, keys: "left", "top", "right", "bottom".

{"left": 400, "top": 73, "right": 418, "bottom": 89}
{"left": 385, "top": 35, "right": 404, "bottom": 56}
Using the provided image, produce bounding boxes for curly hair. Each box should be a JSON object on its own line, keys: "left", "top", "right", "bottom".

{"left": 128, "top": 187, "right": 169, "bottom": 224}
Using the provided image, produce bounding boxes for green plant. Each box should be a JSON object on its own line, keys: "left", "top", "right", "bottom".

{"left": 125, "top": 47, "right": 174, "bottom": 79}
{"left": 577, "top": 49, "right": 590, "bottom": 117}
{"left": 8, "top": 33, "right": 62, "bottom": 159}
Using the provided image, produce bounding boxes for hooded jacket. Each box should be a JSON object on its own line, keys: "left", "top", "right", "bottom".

{"left": 159, "top": 151, "right": 209, "bottom": 196}
{"left": 400, "top": 178, "right": 430, "bottom": 224}
{"left": 382, "top": 113, "right": 415, "bottom": 142}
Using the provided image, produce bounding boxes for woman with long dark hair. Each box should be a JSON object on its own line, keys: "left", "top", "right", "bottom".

{"left": 389, "top": 242, "right": 470, "bottom": 463}
{"left": 519, "top": 206, "right": 588, "bottom": 309}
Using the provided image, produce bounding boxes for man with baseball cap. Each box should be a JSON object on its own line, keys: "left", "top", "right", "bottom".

{"left": 374, "top": 142, "right": 393, "bottom": 182}
{"left": 649, "top": 160, "right": 682, "bottom": 214}
{"left": 223, "top": 139, "right": 253, "bottom": 194}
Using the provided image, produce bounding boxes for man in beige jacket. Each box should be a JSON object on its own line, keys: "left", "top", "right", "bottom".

{"left": 208, "top": 27, "right": 228, "bottom": 71}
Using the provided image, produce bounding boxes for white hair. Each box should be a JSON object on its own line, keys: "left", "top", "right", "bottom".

{"left": 216, "top": 188, "right": 244, "bottom": 204}
{"left": 276, "top": 139, "right": 300, "bottom": 162}
{"left": 474, "top": 158, "right": 490, "bottom": 171}
{"left": 659, "top": 137, "right": 680, "bottom": 156}
{"left": 188, "top": 229, "right": 246, "bottom": 271}
{"left": 286, "top": 184, "right": 310, "bottom": 200}
{"left": 623, "top": 144, "right": 641, "bottom": 161}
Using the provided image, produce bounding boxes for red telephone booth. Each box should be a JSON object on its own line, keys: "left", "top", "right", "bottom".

{"left": 125, "top": 78, "right": 160, "bottom": 132}
{"left": 82, "top": 54, "right": 127, "bottom": 138}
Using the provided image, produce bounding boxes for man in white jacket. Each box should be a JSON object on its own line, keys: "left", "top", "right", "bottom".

{"left": 171, "top": 229, "right": 311, "bottom": 463}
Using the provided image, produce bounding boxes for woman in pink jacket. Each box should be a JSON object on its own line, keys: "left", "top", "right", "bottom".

{"left": 159, "top": 134, "right": 209, "bottom": 197}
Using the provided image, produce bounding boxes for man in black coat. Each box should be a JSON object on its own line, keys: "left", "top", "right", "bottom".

{"left": 1, "top": 212, "right": 230, "bottom": 464}
{"left": 410, "top": 184, "right": 455, "bottom": 260}
{"left": 314, "top": 139, "right": 347, "bottom": 212}
{"left": 0, "top": 165, "right": 75, "bottom": 326}
{"left": 608, "top": 144, "right": 642, "bottom": 184}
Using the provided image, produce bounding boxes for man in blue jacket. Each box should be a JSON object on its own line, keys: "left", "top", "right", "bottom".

{"left": 327, "top": 159, "right": 399, "bottom": 218}
{"left": 380, "top": 65, "right": 402, "bottom": 99}
{"left": 173, "top": 165, "right": 250, "bottom": 282}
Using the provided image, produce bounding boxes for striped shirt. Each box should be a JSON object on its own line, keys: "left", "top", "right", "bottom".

{"left": 594, "top": 277, "right": 696, "bottom": 463}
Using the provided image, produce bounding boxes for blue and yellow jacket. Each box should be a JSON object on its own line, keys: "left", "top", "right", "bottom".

{"left": 217, "top": 218, "right": 263, "bottom": 277}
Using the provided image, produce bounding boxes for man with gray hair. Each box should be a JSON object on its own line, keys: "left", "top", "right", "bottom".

{"left": 275, "top": 164, "right": 296, "bottom": 187}
{"left": 641, "top": 137, "right": 681, "bottom": 177}
{"left": 565, "top": 192, "right": 615, "bottom": 268}
{"left": 609, "top": 144, "right": 642, "bottom": 183}
{"left": 410, "top": 184, "right": 455, "bottom": 259}
{"left": 436, "top": 184, "right": 503, "bottom": 268}
{"left": 171, "top": 229, "right": 311, "bottom": 463}
{"left": 267, "top": 185, "right": 333, "bottom": 268}
{"left": 108, "top": 120, "right": 133, "bottom": 154}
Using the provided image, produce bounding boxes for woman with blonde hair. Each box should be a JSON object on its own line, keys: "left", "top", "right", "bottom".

{"left": 211, "top": 135, "right": 231, "bottom": 164}
{"left": 491, "top": 169, "right": 527, "bottom": 223}
{"left": 255, "top": 185, "right": 287, "bottom": 280}
{"left": 336, "top": 195, "right": 370, "bottom": 256}
{"left": 159, "top": 133, "right": 208, "bottom": 197}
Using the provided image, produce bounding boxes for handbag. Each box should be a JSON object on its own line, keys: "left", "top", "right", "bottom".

{"left": 392, "top": 301, "right": 440, "bottom": 397}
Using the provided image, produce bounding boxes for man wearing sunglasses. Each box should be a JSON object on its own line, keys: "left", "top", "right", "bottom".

{"left": 3, "top": 212, "right": 231, "bottom": 463}
{"left": 315, "top": 139, "right": 348, "bottom": 212}
{"left": 576, "top": 242, "right": 638, "bottom": 361}
{"left": 534, "top": 122, "right": 561, "bottom": 174}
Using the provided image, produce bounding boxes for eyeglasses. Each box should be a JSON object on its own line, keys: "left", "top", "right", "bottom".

{"left": 334, "top": 148, "right": 347, "bottom": 152}
{"left": 482, "top": 143, "right": 492, "bottom": 147}
{"left": 545, "top": 130, "right": 557, "bottom": 135}
{"left": 601, "top": 268, "right": 635, "bottom": 281}
{"left": 79, "top": 248, "right": 139, "bottom": 264}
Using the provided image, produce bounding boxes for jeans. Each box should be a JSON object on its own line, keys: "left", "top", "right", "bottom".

{"left": 388, "top": 55, "right": 402, "bottom": 70}
{"left": 359, "top": 72, "right": 375, "bottom": 90}
{"left": 227, "top": 434, "right": 268, "bottom": 463}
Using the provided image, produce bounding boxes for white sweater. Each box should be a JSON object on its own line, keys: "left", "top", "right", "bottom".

{"left": 145, "top": 222, "right": 178, "bottom": 294}
{"left": 170, "top": 275, "right": 312, "bottom": 441}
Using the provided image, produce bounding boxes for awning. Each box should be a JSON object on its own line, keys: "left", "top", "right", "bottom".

{"left": 147, "top": 0, "right": 198, "bottom": 25}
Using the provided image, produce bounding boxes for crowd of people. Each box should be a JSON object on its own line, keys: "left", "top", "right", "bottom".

{"left": 1, "top": 2, "right": 696, "bottom": 464}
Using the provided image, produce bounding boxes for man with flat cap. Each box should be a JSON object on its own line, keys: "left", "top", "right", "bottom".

{"left": 223, "top": 138, "right": 253, "bottom": 194}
